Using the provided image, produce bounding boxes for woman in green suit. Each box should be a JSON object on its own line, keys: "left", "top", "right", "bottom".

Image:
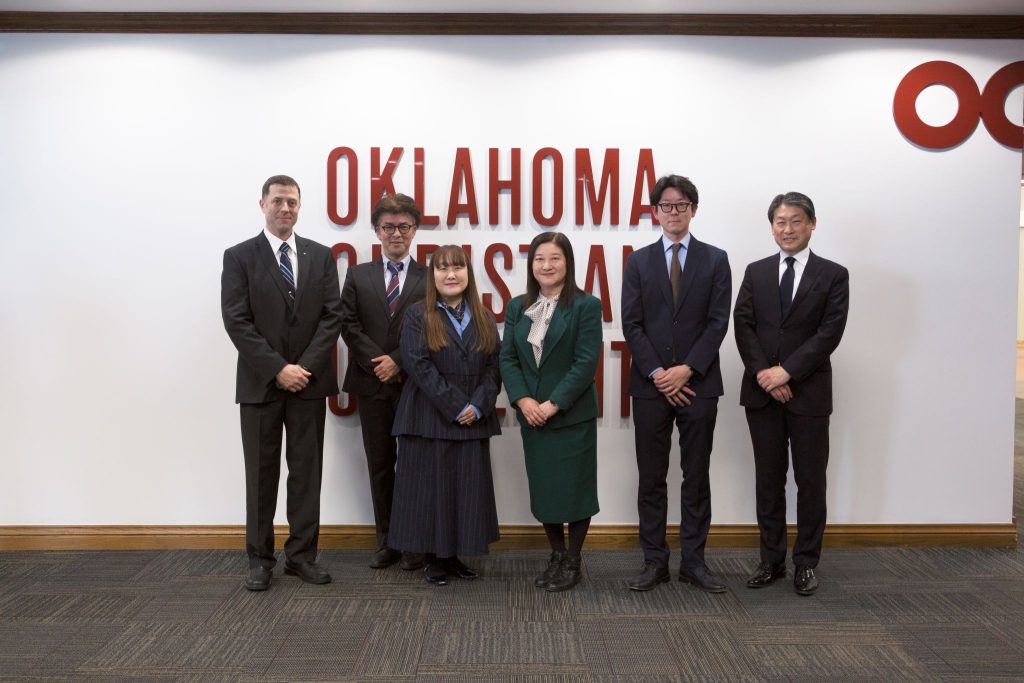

{"left": 500, "top": 231, "right": 602, "bottom": 592}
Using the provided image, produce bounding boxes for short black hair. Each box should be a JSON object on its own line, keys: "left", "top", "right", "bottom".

{"left": 650, "top": 175, "right": 699, "bottom": 207}
{"left": 262, "top": 174, "right": 300, "bottom": 198}
{"left": 768, "top": 192, "right": 816, "bottom": 223}
{"left": 371, "top": 193, "right": 421, "bottom": 228}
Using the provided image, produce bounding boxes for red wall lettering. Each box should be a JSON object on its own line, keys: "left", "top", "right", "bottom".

{"left": 489, "top": 148, "right": 522, "bottom": 226}
{"left": 575, "top": 148, "right": 620, "bottom": 225}
{"left": 629, "top": 148, "right": 657, "bottom": 225}
{"left": 483, "top": 243, "right": 514, "bottom": 322}
{"left": 414, "top": 147, "right": 441, "bottom": 226}
{"left": 370, "top": 147, "right": 402, "bottom": 204}
{"left": 611, "top": 341, "right": 632, "bottom": 418}
{"left": 326, "top": 146, "right": 358, "bottom": 226}
{"left": 894, "top": 60, "right": 1024, "bottom": 150}
{"left": 447, "top": 148, "right": 480, "bottom": 225}
{"left": 583, "top": 245, "right": 613, "bottom": 321}
{"left": 532, "top": 147, "right": 564, "bottom": 227}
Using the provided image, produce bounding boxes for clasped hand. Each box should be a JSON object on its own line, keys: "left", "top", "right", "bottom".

{"left": 276, "top": 364, "right": 311, "bottom": 392}
{"left": 515, "top": 397, "right": 559, "bottom": 427}
{"left": 756, "top": 366, "right": 793, "bottom": 403}
{"left": 371, "top": 355, "right": 402, "bottom": 383}
{"left": 652, "top": 365, "right": 696, "bottom": 407}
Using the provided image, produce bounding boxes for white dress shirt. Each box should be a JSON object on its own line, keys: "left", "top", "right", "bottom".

{"left": 778, "top": 247, "right": 811, "bottom": 302}
{"left": 263, "top": 228, "right": 299, "bottom": 286}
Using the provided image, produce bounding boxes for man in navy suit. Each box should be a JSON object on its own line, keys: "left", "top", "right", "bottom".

{"left": 734, "top": 192, "right": 849, "bottom": 596}
{"left": 340, "top": 194, "right": 427, "bottom": 571}
{"left": 622, "top": 175, "right": 731, "bottom": 593}
{"left": 222, "top": 175, "right": 343, "bottom": 591}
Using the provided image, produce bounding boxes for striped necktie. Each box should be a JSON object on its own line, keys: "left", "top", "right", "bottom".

{"left": 386, "top": 260, "right": 404, "bottom": 316}
{"left": 279, "top": 243, "right": 295, "bottom": 303}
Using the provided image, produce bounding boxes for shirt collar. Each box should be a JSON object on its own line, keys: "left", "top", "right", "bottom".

{"left": 384, "top": 253, "right": 412, "bottom": 270}
{"left": 662, "top": 232, "right": 691, "bottom": 253}
{"left": 778, "top": 246, "right": 811, "bottom": 266}
{"left": 263, "top": 228, "right": 297, "bottom": 256}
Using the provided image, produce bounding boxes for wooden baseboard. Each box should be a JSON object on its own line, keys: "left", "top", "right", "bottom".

{"left": 0, "top": 522, "right": 1016, "bottom": 551}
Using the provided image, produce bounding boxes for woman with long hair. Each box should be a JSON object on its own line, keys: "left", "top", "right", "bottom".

{"left": 388, "top": 245, "right": 502, "bottom": 585}
{"left": 500, "top": 232, "right": 602, "bottom": 591}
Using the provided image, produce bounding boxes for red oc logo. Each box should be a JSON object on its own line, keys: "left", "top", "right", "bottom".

{"left": 893, "top": 61, "right": 1024, "bottom": 150}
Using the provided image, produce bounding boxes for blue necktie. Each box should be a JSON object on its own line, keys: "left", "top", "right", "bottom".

{"left": 780, "top": 256, "right": 795, "bottom": 317}
{"left": 279, "top": 243, "right": 295, "bottom": 303}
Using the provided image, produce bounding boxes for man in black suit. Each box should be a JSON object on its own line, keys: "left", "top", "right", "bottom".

{"left": 733, "top": 191, "right": 849, "bottom": 596}
{"left": 340, "top": 193, "right": 427, "bottom": 570}
{"left": 622, "top": 175, "right": 732, "bottom": 593}
{"left": 221, "top": 175, "right": 343, "bottom": 591}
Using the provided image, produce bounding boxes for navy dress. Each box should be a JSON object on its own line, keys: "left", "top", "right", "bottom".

{"left": 388, "top": 302, "right": 502, "bottom": 557}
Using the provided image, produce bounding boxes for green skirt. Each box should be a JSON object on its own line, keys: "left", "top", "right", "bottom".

{"left": 520, "top": 418, "right": 599, "bottom": 523}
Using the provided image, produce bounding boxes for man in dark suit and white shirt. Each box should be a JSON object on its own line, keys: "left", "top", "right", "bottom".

{"left": 340, "top": 193, "right": 427, "bottom": 571}
{"left": 222, "top": 175, "right": 343, "bottom": 591}
{"left": 622, "top": 175, "right": 732, "bottom": 593}
{"left": 733, "top": 191, "right": 849, "bottom": 596}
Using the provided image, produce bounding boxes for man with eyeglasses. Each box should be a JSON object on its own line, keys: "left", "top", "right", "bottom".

{"left": 622, "top": 174, "right": 732, "bottom": 593}
{"left": 340, "top": 193, "right": 428, "bottom": 571}
{"left": 733, "top": 192, "right": 848, "bottom": 596}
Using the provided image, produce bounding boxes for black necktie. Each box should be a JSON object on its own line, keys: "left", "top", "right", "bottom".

{"left": 780, "top": 256, "right": 795, "bottom": 317}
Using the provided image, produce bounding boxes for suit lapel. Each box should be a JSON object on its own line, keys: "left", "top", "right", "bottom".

{"left": 760, "top": 256, "right": 783, "bottom": 326}
{"left": 538, "top": 305, "right": 568, "bottom": 368}
{"left": 292, "top": 237, "right": 314, "bottom": 309}
{"left": 674, "top": 236, "right": 701, "bottom": 312}
{"left": 397, "top": 260, "right": 425, "bottom": 313}
{"left": 786, "top": 252, "right": 821, "bottom": 321}
{"left": 648, "top": 239, "right": 675, "bottom": 310}
{"left": 256, "top": 234, "right": 294, "bottom": 308}
{"left": 369, "top": 258, "right": 391, "bottom": 314}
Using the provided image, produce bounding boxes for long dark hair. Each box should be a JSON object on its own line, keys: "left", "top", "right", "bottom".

{"left": 524, "top": 231, "right": 580, "bottom": 309}
{"left": 423, "top": 245, "right": 497, "bottom": 353}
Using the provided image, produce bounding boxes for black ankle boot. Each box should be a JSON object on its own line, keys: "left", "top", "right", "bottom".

{"left": 534, "top": 551, "right": 565, "bottom": 588}
{"left": 545, "top": 554, "right": 581, "bottom": 592}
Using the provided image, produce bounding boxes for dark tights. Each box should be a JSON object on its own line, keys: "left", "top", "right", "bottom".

{"left": 542, "top": 517, "right": 591, "bottom": 557}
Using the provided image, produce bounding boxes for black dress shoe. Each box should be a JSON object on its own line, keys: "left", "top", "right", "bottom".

{"left": 424, "top": 561, "right": 448, "bottom": 586}
{"left": 245, "top": 566, "right": 272, "bottom": 591}
{"left": 794, "top": 565, "right": 818, "bottom": 595}
{"left": 679, "top": 564, "right": 727, "bottom": 593}
{"left": 399, "top": 552, "right": 425, "bottom": 571}
{"left": 746, "top": 561, "right": 786, "bottom": 588}
{"left": 545, "top": 554, "right": 582, "bottom": 592}
{"left": 283, "top": 560, "right": 332, "bottom": 585}
{"left": 443, "top": 557, "right": 479, "bottom": 580}
{"left": 369, "top": 546, "right": 402, "bottom": 569}
{"left": 534, "top": 551, "right": 565, "bottom": 588}
{"left": 627, "top": 561, "right": 670, "bottom": 592}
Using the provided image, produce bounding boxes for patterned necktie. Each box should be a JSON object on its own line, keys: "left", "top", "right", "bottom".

{"left": 670, "top": 243, "right": 682, "bottom": 306}
{"left": 780, "top": 256, "right": 795, "bottom": 317}
{"left": 386, "top": 260, "right": 404, "bottom": 316}
{"left": 279, "top": 243, "right": 295, "bottom": 303}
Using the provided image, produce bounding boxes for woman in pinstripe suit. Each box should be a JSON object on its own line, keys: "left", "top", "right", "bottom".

{"left": 388, "top": 245, "right": 503, "bottom": 585}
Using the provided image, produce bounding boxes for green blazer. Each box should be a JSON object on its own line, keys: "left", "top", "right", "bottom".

{"left": 500, "top": 292, "right": 602, "bottom": 429}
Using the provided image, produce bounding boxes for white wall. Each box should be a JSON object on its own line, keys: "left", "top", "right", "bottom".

{"left": 0, "top": 34, "right": 1020, "bottom": 526}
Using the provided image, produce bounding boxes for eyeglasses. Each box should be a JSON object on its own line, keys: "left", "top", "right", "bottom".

{"left": 657, "top": 201, "right": 693, "bottom": 214}
{"left": 377, "top": 223, "right": 415, "bottom": 235}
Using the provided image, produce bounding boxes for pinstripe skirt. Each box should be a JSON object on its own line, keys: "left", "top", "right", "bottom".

{"left": 388, "top": 435, "right": 500, "bottom": 557}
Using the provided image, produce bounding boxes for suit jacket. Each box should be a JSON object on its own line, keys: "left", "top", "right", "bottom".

{"left": 391, "top": 302, "right": 502, "bottom": 441}
{"left": 339, "top": 257, "right": 427, "bottom": 396}
{"left": 500, "top": 293, "right": 602, "bottom": 429}
{"left": 221, "top": 232, "right": 343, "bottom": 404}
{"left": 622, "top": 235, "right": 732, "bottom": 399}
{"left": 733, "top": 251, "right": 849, "bottom": 416}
